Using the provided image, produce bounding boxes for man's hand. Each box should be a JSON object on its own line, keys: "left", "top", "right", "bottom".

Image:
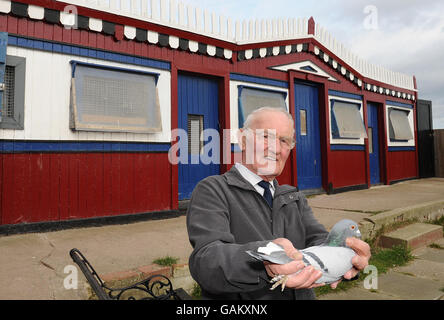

{"left": 330, "top": 237, "right": 371, "bottom": 289}
{"left": 263, "top": 238, "right": 324, "bottom": 290}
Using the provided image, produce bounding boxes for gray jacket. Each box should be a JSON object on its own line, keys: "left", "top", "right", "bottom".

{"left": 187, "top": 166, "right": 328, "bottom": 300}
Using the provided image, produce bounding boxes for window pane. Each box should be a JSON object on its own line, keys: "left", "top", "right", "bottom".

{"left": 3, "top": 65, "right": 15, "bottom": 118}
{"left": 300, "top": 109, "right": 307, "bottom": 136}
{"left": 239, "top": 87, "right": 287, "bottom": 127}
{"left": 389, "top": 108, "right": 413, "bottom": 141}
{"left": 188, "top": 115, "right": 203, "bottom": 155}
{"left": 332, "top": 101, "right": 367, "bottom": 139}
{"left": 368, "top": 127, "right": 373, "bottom": 154}
{"left": 72, "top": 64, "right": 162, "bottom": 133}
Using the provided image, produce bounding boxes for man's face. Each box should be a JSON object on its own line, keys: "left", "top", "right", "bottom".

{"left": 241, "top": 110, "right": 295, "bottom": 181}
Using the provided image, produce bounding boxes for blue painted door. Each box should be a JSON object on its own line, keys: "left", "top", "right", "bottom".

{"left": 294, "top": 82, "right": 322, "bottom": 190}
{"left": 178, "top": 74, "right": 220, "bottom": 200}
{"left": 367, "top": 103, "right": 381, "bottom": 184}
{"left": 0, "top": 32, "right": 8, "bottom": 122}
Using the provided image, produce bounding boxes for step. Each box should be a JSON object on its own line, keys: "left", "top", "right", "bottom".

{"left": 379, "top": 223, "right": 443, "bottom": 250}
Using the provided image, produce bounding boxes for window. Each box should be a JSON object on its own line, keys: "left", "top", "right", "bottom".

{"left": 70, "top": 61, "right": 162, "bottom": 133}
{"left": 238, "top": 86, "right": 287, "bottom": 128}
{"left": 388, "top": 108, "right": 413, "bottom": 141}
{"left": 188, "top": 114, "right": 203, "bottom": 155}
{"left": 331, "top": 100, "right": 367, "bottom": 139}
{"left": 300, "top": 109, "right": 307, "bottom": 136}
{"left": 368, "top": 127, "right": 373, "bottom": 154}
{"left": 0, "top": 56, "right": 26, "bottom": 130}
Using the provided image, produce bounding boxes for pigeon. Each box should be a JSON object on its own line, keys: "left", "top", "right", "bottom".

{"left": 246, "top": 219, "right": 362, "bottom": 291}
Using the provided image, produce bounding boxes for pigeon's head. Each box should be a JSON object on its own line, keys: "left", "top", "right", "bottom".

{"left": 325, "top": 219, "right": 361, "bottom": 247}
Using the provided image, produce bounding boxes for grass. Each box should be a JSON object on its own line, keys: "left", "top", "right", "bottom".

{"left": 191, "top": 283, "right": 202, "bottom": 299}
{"left": 153, "top": 256, "right": 179, "bottom": 266}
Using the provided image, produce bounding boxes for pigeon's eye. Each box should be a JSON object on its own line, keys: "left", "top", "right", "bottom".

{"left": 350, "top": 225, "right": 355, "bottom": 230}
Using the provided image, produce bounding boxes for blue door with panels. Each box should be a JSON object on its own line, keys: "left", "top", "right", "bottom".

{"left": 367, "top": 103, "right": 381, "bottom": 184}
{"left": 0, "top": 32, "right": 7, "bottom": 122}
{"left": 178, "top": 74, "right": 220, "bottom": 200}
{"left": 294, "top": 82, "right": 322, "bottom": 190}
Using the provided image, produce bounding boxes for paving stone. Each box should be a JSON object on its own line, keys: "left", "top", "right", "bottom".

{"left": 393, "top": 259, "right": 444, "bottom": 284}
{"left": 317, "top": 287, "right": 400, "bottom": 300}
{"left": 379, "top": 223, "right": 443, "bottom": 250}
{"left": 375, "top": 271, "right": 444, "bottom": 300}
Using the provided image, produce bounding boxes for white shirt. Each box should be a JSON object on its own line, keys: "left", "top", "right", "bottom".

{"left": 234, "top": 163, "right": 275, "bottom": 198}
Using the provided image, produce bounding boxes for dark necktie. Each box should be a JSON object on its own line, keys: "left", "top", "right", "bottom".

{"left": 258, "top": 180, "right": 273, "bottom": 208}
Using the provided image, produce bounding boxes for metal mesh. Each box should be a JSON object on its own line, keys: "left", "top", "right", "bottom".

{"left": 188, "top": 115, "right": 203, "bottom": 155}
{"left": 2, "top": 65, "right": 15, "bottom": 118}
{"left": 73, "top": 64, "right": 162, "bottom": 133}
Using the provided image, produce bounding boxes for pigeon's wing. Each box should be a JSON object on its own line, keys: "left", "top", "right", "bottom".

{"left": 246, "top": 250, "right": 294, "bottom": 265}
{"left": 301, "top": 246, "right": 356, "bottom": 284}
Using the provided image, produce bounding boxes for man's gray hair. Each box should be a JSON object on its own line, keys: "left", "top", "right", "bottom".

{"left": 242, "top": 106, "right": 295, "bottom": 131}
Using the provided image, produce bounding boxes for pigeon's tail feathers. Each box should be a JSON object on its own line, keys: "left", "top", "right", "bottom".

{"left": 246, "top": 250, "right": 293, "bottom": 265}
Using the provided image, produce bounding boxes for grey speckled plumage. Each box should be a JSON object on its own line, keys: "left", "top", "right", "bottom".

{"left": 246, "top": 219, "right": 361, "bottom": 286}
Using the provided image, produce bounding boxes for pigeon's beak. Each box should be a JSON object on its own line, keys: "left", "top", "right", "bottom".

{"left": 356, "top": 230, "right": 361, "bottom": 239}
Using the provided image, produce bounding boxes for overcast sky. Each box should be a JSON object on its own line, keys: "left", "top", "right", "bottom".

{"left": 184, "top": 0, "right": 444, "bottom": 129}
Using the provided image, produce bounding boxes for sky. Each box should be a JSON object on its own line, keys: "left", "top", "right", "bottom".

{"left": 182, "top": 0, "right": 444, "bottom": 129}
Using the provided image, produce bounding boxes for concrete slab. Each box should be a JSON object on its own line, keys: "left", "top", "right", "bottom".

{"left": 317, "top": 287, "right": 400, "bottom": 300}
{"left": 308, "top": 178, "right": 444, "bottom": 213}
{"left": 376, "top": 271, "right": 444, "bottom": 300}
{"left": 393, "top": 259, "right": 444, "bottom": 284}
{"left": 414, "top": 247, "right": 444, "bottom": 264}
{"left": 311, "top": 207, "right": 373, "bottom": 230}
{"left": 379, "top": 223, "right": 443, "bottom": 249}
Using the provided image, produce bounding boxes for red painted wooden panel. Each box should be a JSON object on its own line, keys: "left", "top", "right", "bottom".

{"left": 276, "top": 160, "right": 293, "bottom": 186}
{"left": 2, "top": 154, "right": 15, "bottom": 224}
{"left": 0, "top": 153, "right": 173, "bottom": 225}
{"left": 43, "top": 22, "right": 54, "bottom": 41}
{"left": 40, "top": 154, "right": 53, "bottom": 223}
{"left": 7, "top": 15, "right": 18, "bottom": 34}
{"left": 103, "top": 154, "right": 113, "bottom": 215}
{"left": 62, "top": 26, "right": 72, "bottom": 44}
{"left": 59, "top": 154, "right": 70, "bottom": 221}
{"left": 0, "top": 14, "right": 7, "bottom": 32}
{"left": 13, "top": 154, "right": 27, "bottom": 223}
{"left": 388, "top": 151, "right": 417, "bottom": 182}
{"left": 329, "top": 151, "right": 367, "bottom": 189}
{"left": 49, "top": 154, "right": 61, "bottom": 222}
{"left": 15, "top": 19, "right": 27, "bottom": 38}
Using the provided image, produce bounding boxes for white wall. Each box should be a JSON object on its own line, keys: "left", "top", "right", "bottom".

{"left": 0, "top": 45, "right": 172, "bottom": 143}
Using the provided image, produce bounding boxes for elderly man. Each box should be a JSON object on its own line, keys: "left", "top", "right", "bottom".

{"left": 186, "top": 107, "right": 370, "bottom": 300}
